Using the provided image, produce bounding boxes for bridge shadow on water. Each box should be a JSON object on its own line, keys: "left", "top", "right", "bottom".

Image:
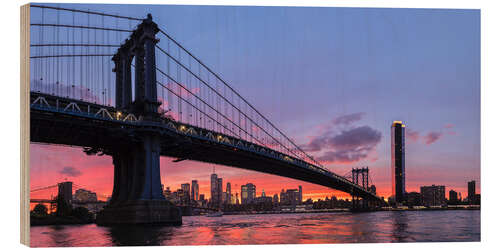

{"left": 104, "top": 225, "right": 178, "bottom": 246}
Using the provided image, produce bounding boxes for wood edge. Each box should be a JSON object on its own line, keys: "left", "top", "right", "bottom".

{"left": 20, "top": 3, "right": 30, "bottom": 247}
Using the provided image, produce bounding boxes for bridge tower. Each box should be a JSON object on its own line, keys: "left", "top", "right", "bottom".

{"left": 351, "top": 167, "right": 370, "bottom": 210}
{"left": 96, "top": 14, "right": 181, "bottom": 226}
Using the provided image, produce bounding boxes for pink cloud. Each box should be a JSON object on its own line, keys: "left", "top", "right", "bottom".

{"left": 444, "top": 124, "right": 454, "bottom": 129}
{"left": 406, "top": 128, "right": 420, "bottom": 143}
{"left": 423, "top": 131, "right": 444, "bottom": 145}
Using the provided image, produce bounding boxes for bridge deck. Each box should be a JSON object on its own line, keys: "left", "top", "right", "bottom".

{"left": 30, "top": 92, "right": 384, "bottom": 202}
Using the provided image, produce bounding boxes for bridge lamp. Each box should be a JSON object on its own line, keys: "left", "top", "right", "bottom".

{"left": 116, "top": 112, "right": 122, "bottom": 118}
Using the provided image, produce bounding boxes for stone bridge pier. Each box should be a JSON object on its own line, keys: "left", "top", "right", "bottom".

{"left": 96, "top": 14, "right": 181, "bottom": 226}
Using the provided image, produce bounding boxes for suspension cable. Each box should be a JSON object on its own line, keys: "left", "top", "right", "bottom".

{"left": 31, "top": 23, "right": 133, "bottom": 33}
{"left": 156, "top": 45, "right": 308, "bottom": 163}
{"left": 31, "top": 43, "right": 120, "bottom": 47}
{"left": 30, "top": 4, "right": 142, "bottom": 21}
{"left": 30, "top": 54, "right": 114, "bottom": 59}
{"left": 157, "top": 28, "right": 322, "bottom": 167}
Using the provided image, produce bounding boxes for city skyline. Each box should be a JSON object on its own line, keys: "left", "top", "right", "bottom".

{"left": 30, "top": 152, "right": 479, "bottom": 203}
{"left": 30, "top": 4, "right": 480, "bottom": 202}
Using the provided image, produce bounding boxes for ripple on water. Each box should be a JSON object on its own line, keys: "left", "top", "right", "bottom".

{"left": 30, "top": 210, "right": 480, "bottom": 247}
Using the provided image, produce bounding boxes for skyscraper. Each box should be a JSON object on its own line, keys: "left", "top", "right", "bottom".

{"left": 247, "top": 183, "right": 256, "bottom": 202}
{"left": 241, "top": 183, "right": 256, "bottom": 204}
{"left": 449, "top": 189, "right": 458, "bottom": 204}
{"left": 298, "top": 185, "right": 303, "bottom": 204}
{"left": 391, "top": 121, "right": 406, "bottom": 203}
{"left": 191, "top": 180, "right": 199, "bottom": 201}
{"left": 217, "top": 177, "right": 223, "bottom": 207}
{"left": 468, "top": 180, "right": 476, "bottom": 204}
{"left": 210, "top": 173, "right": 218, "bottom": 203}
{"left": 280, "top": 189, "right": 285, "bottom": 204}
{"left": 181, "top": 183, "right": 190, "bottom": 205}
{"left": 226, "top": 182, "right": 231, "bottom": 201}
{"left": 241, "top": 185, "right": 248, "bottom": 204}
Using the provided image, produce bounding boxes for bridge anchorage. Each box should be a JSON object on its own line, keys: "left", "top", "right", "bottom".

{"left": 95, "top": 14, "right": 181, "bottom": 226}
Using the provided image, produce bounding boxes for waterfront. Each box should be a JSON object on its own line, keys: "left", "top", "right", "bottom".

{"left": 30, "top": 210, "right": 480, "bottom": 247}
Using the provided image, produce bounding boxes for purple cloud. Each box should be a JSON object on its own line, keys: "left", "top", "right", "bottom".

{"left": 59, "top": 166, "right": 82, "bottom": 177}
{"left": 302, "top": 125, "right": 382, "bottom": 164}
{"left": 331, "top": 112, "right": 365, "bottom": 126}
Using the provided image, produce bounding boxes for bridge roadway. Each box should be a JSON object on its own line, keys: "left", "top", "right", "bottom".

{"left": 30, "top": 91, "right": 384, "bottom": 202}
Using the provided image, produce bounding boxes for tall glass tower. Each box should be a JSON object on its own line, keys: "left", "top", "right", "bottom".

{"left": 391, "top": 121, "right": 406, "bottom": 203}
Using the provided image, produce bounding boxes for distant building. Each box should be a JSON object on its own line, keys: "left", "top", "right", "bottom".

{"left": 217, "top": 178, "right": 223, "bottom": 207}
{"left": 468, "top": 180, "right": 476, "bottom": 204}
{"left": 254, "top": 196, "right": 273, "bottom": 204}
{"left": 406, "top": 192, "right": 422, "bottom": 206}
{"left": 272, "top": 194, "right": 279, "bottom": 205}
{"left": 420, "top": 185, "right": 446, "bottom": 207}
{"left": 191, "top": 180, "right": 199, "bottom": 201}
{"left": 210, "top": 173, "right": 218, "bottom": 204}
{"left": 164, "top": 187, "right": 172, "bottom": 200}
{"left": 241, "top": 183, "right": 256, "bottom": 204}
{"left": 391, "top": 121, "right": 406, "bottom": 204}
{"left": 181, "top": 183, "right": 190, "bottom": 205}
{"left": 73, "top": 188, "right": 97, "bottom": 203}
{"left": 298, "top": 185, "right": 303, "bottom": 203}
{"left": 198, "top": 194, "right": 206, "bottom": 207}
{"left": 282, "top": 188, "right": 301, "bottom": 206}
{"left": 449, "top": 189, "right": 458, "bottom": 204}
{"left": 279, "top": 189, "right": 285, "bottom": 203}
{"left": 181, "top": 183, "right": 190, "bottom": 194}
{"left": 474, "top": 194, "right": 481, "bottom": 205}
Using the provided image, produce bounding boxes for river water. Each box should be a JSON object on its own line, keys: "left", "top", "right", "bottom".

{"left": 30, "top": 210, "right": 480, "bottom": 247}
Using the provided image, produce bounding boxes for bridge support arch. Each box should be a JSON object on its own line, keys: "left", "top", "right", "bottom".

{"left": 96, "top": 14, "right": 181, "bottom": 226}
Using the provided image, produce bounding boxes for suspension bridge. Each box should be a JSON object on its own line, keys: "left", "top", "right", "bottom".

{"left": 28, "top": 4, "right": 385, "bottom": 225}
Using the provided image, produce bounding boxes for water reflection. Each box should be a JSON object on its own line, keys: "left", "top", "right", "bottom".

{"left": 30, "top": 210, "right": 480, "bottom": 247}
{"left": 391, "top": 211, "right": 409, "bottom": 242}
{"left": 106, "top": 225, "right": 175, "bottom": 246}
{"left": 48, "top": 225, "right": 73, "bottom": 247}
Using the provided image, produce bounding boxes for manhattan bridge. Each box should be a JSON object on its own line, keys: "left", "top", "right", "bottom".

{"left": 28, "top": 4, "right": 385, "bottom": 225}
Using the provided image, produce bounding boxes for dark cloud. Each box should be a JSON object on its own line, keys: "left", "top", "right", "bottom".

{"left": 59, "top": 166, "right": 82, "bottom": 177}
{"left": 302, "top": 125, "right": 382, "bottom": 164}
{"left": 331, "top": 112, "right": 365, "bottom": 126}
{"left": 301, "top": 136, "right": 328, "bottom": 152}
{"left": 424, "top": 132, "right": 443, "bottom": 145}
